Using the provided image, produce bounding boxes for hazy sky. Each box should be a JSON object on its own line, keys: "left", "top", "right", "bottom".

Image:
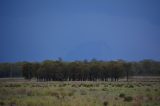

{"left": 0, "top": 0, "right": 160, "bottom": 62}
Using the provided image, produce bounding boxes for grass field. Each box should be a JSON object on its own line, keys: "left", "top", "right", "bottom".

{"left": 0, "top": 78, "right": 160, "bottom": 106}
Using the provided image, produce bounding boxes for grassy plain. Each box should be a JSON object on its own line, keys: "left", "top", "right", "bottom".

{"left": 0, "top": 78, "right": 160, "bottom": 106}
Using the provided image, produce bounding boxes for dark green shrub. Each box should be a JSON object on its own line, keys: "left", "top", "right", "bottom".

{"left": 128, "top": 85, "right": 134, "bottom": 88}
{"left": 5, "top": 84, "right": 21, "bottom": 87}
{"left": 0, "top": 101, "right": 4, "bottom": 106}
{"left": 103, "top": 101, "right": 108, "bottom": 106}
{"left": 154, "top": 89, "right": 158, "bottom": 91}
{"left": 102, "top": 88, "right": 107, "bottom": 91}
{"left": 119, "top": 93, "right": 125, "bottom": 98}
{"left": 72, "top": 84, "right": 78, "bottom": 87}
{"left": 68, "top": 92, "right": 74, "bottom": 96}
{"left": 124, "top": 96, "right": 133, "bottom": 102}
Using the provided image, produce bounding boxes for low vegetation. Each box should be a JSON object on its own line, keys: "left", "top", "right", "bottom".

{"left": 0, "top": 79, "right": 160, "bottom": 106}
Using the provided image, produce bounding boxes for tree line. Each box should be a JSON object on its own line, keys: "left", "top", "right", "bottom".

{"left": 22, "top": 60, "right": 130, "bottom": 81}
{"left": 0, "top": 59, "right": 160, "bottom": 81}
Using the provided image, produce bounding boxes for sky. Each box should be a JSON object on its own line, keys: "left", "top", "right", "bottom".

{"left": 0, "top": 0, "right": 160, "bottom": 62}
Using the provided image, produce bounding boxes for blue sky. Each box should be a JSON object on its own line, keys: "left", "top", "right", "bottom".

{"left": 0, "top": 0, "right": 160, "bottom": 62}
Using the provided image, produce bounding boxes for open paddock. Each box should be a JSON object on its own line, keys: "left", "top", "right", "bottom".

{"left": 0, "top": 77, "right": 160, "bottom": 106}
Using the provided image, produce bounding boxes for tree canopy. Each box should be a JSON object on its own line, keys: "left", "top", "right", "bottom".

{"left": 0, "top": 59, "right": 160, "bottom": 81}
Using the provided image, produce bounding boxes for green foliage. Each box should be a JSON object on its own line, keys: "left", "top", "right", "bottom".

{"left": 22, "top": 63, "right": 33, "bottom": 80}
{"left": 124, "top": 96, "right": 133, "bottom": 102}
{"left": 119, "top": 93, "right": 125, "bottom": 98}
{"left": 0, "top": 101, "right": 5, "bottom": 106}
{"left": 103, "top": 101, "right": 108, "bottom": 106}
{"left": 0, "top": 59, "right": 160, "bottom": 81}
{"left": 0, "top": 63, "right": 22, "bottom": 78}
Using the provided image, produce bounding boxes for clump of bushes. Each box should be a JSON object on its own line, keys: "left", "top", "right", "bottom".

{"left": 154, "top": 89, "right": 158, "bottom": 92}
{"left": 128, "top": 85, "right": 134, "bottom": 88}
{"left": 68, "top": 92, "right": 74, "bottom": 96}
{"left": 81, "top": 84, "right": 94, "bottom": 88}
{"left": 119, "top": 93, "right": 125, "bottom": 98}
{"left": 116, "top": 84, "right": 124, "bottom": 87}
{"left": 119, "top": 93, "right": 133, "bottom": 102}
{"left": 103, "top": 101, "right": 108, "bottom": 106}
{"left": 124, "top": 96, "right": 133, "bottom": 102}
{"left": 5, "top": 84, "right": 21, "bottom": 87}
{"left": 102, "top": 88, "right": 108, "bottom": 91}
{"left": 125, "top": 84, "right": 134, "bottom": 88}
{"left": 0, "top": 101, "right": 5, "bottom": 106}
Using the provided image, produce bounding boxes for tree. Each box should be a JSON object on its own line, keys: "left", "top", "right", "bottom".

{"left": 123, "top": 62, "right": 131, "bottom": 81}
{"left": 1, "top": 59, "right": 160, "bottom": 81}
{"left": 22, "top": 63, "right": 33, "bottom": 80}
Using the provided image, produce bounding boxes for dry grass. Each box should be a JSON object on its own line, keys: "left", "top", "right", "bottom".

{"left": 0, "top": 78, "right": 160, "bottom": 106}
